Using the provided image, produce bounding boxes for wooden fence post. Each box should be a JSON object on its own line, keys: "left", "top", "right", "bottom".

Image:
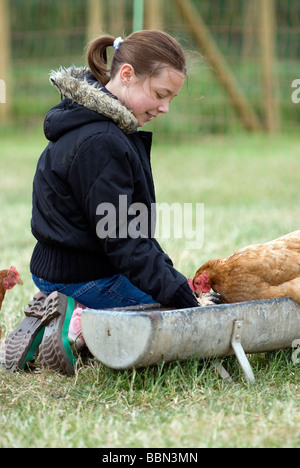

{"left": 260, "top": 0, "right": 280, "bottom": 132}
{"left": 87, "top": 0, "right": 104, "bottom": 42}
{"left": 242, "top": 1, "right": 257, "bottom": 59}
{"left": 0, "top": 0, "right": 11, "bottom": 122}
{"left": 109, "top": 0, "right": 126, "bottom": 36}
{"left": 145, "top": 0, "right": 163, "bottom": 30}
{"left": 173, "top": 0, "right": 262, "bottom": 132}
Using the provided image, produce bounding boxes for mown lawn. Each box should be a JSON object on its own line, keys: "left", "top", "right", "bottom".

{"left": 0, "top": 126, "right": 300, "bottom": 448}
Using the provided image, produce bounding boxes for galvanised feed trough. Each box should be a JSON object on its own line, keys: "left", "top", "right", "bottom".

{"left": 81, "top": 297, "right": 300, "bottom": 384}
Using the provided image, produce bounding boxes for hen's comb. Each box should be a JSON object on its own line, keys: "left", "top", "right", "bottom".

{"left": 202, "top": 273, "right": 209, "bottom": 283}
{"left": 10, "top": 266, "right": 20, "bottom": 277}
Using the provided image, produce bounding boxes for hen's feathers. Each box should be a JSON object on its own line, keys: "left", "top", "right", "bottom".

{"left": 193, "top": 230, "right": 300, "bottom": 304}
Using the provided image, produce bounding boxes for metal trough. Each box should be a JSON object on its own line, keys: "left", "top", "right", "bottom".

{"left": 81, "top": 297, "right": 300, "bottom": 383}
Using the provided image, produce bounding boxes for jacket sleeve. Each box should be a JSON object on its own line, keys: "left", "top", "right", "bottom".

{"left": 69, "top": 132, "right": 198, "bottom": 308}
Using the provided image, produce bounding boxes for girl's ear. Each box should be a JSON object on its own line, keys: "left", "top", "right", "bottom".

{"left": 119, "top": 64, "right": 135, "bottom": 86}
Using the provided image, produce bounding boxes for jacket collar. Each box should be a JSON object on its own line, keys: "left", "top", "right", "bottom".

{"left": 49, "top": 66, "right": 138, "bottom": 134}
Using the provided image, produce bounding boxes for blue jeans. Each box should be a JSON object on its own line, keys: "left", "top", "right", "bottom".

{"left": 32, "top": 274, "right": 156, "bottom": 309}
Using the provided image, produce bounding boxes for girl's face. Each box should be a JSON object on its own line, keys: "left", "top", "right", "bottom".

{"left": 108, "top": 66, "right": 185, "bottom": 127}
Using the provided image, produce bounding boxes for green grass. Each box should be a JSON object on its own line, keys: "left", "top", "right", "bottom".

{"left": 1, "top": 126, "right": 300, "bottom": 448}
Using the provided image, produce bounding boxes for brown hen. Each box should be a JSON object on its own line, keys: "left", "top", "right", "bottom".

{"left": 0, "top": 267, "right": 23, "bottom": 338}
{"left": 190, "top": 230, "right": 300, "bottom": 305}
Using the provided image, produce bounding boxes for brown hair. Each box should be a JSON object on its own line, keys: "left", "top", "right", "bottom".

{"left": 87, "top": 30, "right": 187, "bottom": 86}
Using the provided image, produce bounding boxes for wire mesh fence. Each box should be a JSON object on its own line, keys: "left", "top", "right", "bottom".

{"left": 1, "top": 0, "right": 300, "bottom": 138}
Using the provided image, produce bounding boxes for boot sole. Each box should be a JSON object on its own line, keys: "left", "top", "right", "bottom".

{"left": 39, "top": 292, "right": 76, "bottom": 376}
{"left": 3, "top": 292, "right": 47, "bottom": 373}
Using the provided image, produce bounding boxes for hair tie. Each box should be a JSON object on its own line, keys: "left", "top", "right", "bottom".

{"left": 113, "top": 37, "right": 124, "bottom": 51}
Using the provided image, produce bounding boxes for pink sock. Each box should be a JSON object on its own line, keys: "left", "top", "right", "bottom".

{"left": 68, "top": 305, "right": 86, "bottom": 353}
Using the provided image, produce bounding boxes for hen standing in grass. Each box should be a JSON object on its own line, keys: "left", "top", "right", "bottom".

{"left": 189, "top": 230, "right": 300, "bottom": 305}
{"left": 0, "top": 267, "right": 23, "bottom": 338}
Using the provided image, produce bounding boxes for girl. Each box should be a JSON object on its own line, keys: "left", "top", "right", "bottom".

{"left": 4, "top": 31, "right": 201, "bottom": 375}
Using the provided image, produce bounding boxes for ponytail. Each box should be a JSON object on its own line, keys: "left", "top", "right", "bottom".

{"left": 87, "top": 30, "right": 187, "bottom": 86}
{"left": 87, "top": 35, "right": 115, "bottom": 85}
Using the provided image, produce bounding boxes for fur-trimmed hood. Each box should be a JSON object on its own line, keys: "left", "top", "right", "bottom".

{"left": 48, "top": 66, "right": 138, "bottom": 134}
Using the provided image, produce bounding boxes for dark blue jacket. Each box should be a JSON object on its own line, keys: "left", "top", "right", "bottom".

{"left": 30, "top": 70, "right": 198, "bottom": 308}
